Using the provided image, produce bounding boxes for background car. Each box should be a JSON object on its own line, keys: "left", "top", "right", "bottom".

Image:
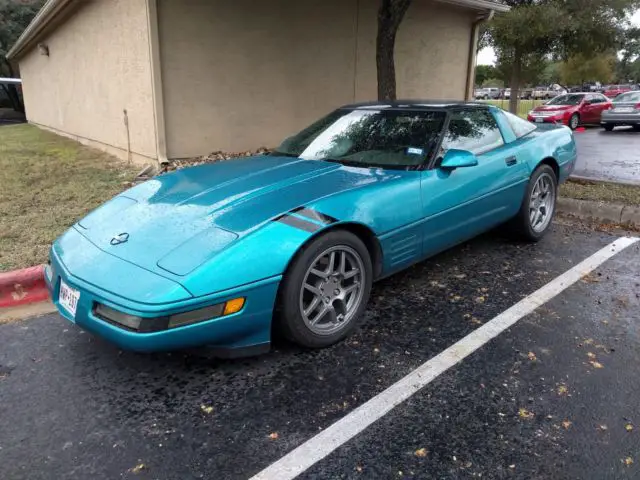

{"left": 46, "top": 101, "right": 577, "bottom": 356}
{"left": 527, "top": 92, "right": 611, "bottom": 129}
{"left": 475, "top": 87, "right": 501, "bottom": 99}
{"left": 604, "top": 84, "right": 633, "bottom": 98}
{"left": 601, "top": 90, "right": 640, "bottom": 131}
{"left": 532, "top": 85, "right": 567, "bottom": 100}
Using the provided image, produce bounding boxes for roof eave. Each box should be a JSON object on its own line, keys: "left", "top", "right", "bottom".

{"left": 435, "top": 0, "right": 510, "bottom": 13}
{"left": 6, "top": 0, "right": 75, "bottom": 60}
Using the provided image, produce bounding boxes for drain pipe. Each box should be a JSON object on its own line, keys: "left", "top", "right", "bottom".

{"left": 465, "top": 9, "right": 495, "bottom": 101}
{"left": 145, "top": 0, "right": 168, "bottom": 170}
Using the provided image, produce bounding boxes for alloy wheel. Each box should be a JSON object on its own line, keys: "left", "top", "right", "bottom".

{"left": 299, "top": 246, "right": 365, "bottom": 336}
{"left": 529, "top": 172, "right": 556, "bottom": 233}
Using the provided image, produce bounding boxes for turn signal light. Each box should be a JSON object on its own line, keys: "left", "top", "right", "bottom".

{"left": 223, "top": 297, "right": 245, "bottom": 315}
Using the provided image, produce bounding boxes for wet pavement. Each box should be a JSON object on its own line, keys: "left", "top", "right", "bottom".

{"left": 1, "top": 221, "right": 639, "bottom": 480}
{"left": 573, "top": 127, "right": 640, "bottom": 185}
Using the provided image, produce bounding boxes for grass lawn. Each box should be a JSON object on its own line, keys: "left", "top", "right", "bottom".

{"left": 560, "top": 179, "right": 640, "bottom": 206}
{"left": 0, "top": 124, "right": 138, "bottom": 272}
{"left": 478, "top": 99, "right": 546, "bottom": 118}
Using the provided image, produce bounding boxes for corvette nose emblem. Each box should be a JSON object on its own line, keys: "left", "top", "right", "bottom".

{"left": 110, "top": 233, "right": 129, "bottom": 245}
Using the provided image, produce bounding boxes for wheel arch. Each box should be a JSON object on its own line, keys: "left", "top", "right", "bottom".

{"left": 282, "top": 221, "right": 384, "bottom": 282}
{"left": 537, "top": 156, "right": 560, "bottom": 180}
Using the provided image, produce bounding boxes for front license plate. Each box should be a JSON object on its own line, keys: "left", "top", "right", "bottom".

{"left": 59, "top": 279, "right": 80, "bottom": 318}
{"left": 535, "top": 118, "right": 544, "bottom": 123}
{"left": 615, "top": 107, "right": 634, "bottom": 113}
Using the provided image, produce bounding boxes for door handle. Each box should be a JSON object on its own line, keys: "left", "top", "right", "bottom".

{"left": 505, "top": 156, "right": 517, "bottom": 166}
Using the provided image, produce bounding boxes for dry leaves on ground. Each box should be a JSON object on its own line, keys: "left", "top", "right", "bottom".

{"left": 519, "top": 408, "right": 535, "bottom": 420}
{"left": 414, "top": 448, "right": 428, "bottom": 458}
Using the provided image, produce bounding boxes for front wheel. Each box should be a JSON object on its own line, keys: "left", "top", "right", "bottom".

{"left": 276, "top": 230, "right": 373, "bottom": 348}
{"left": 569, "top": 113, "right": 580, "bottom": 130}
{"left": 511, "top": 165, "right": 558, "bottom": 241}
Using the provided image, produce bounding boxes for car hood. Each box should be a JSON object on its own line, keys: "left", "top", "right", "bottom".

{"left": 74, "top": 155, "right": 398, "bottom": 277}
{"left": 534, "top": 105, "right": 575, "bottom": 112}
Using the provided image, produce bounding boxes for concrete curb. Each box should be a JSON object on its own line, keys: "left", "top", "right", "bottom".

{"left": 0, "top": 265, "right": 49, "bottom": 308}
{"left": 557, "top": 197, "right": 640, "bottom": 227}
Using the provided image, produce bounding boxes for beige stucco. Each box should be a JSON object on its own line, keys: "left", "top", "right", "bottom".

{"left": 158, "top": 0, "right": 475, "bottom": 159}
{"left": 18, "top": 0, "right": 157, "bottom": 164}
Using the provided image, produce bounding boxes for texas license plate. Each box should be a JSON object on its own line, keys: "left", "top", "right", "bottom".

{"left": 615, "top": 107, "right": 633, "bottom": 113}
{"left": 59, "top": 280, "right": 80, "bottom": 318}
{"left": 535, "top": 118, "right": 544, "bottom": 123}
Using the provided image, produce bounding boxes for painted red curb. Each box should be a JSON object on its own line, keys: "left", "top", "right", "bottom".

{"left": 0, "top": 265, "right": 49, "bottom": 308}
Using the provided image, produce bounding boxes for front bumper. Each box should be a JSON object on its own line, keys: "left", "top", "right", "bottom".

{"left": 46, "top": 248, "right": 279, "bottom": 354}
{"left": 527, "top": 115, "right": 567, "bottom": 126}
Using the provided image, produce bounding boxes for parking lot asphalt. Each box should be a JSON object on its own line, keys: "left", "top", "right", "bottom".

{"left": 1, "top": 221, "right": 638, "bottom": 480}
{"left": 573, "top": 127, "right": 640, "bottom": 185}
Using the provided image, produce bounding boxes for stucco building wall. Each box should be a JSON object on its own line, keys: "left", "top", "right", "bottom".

{"left": 19, "top": 0, "right": 157, "bottom": 162}
{"left": 157, "top": 0, "right": 475, "bottom": 159}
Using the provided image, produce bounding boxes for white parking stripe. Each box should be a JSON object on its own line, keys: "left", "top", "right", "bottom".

{"left": 251, "top": 236, "right": 639, "bottom": 480}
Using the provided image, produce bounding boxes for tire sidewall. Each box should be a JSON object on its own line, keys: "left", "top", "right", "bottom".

{"left": 277, "top": 230, "right": 373, "bottom": 348}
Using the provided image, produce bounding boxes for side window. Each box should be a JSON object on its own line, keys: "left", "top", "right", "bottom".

{"left": 585, "top": 94, "right": 596, "bottom": 103}
{"left": 500, "top": 110, "right": 537, "bottom": 138}
{"left": 441, "top": 109, "right": 504, "bottom": 155}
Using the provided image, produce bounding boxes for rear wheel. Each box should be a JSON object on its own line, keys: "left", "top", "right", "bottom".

{"left": 603, "top": 124, "right": 614, "bottom": 132}
{"left": 511, "top": 164, "right": 558, "bottom": 242}
{"left": 276, "top": 230, "right": 372, "bottom": 348}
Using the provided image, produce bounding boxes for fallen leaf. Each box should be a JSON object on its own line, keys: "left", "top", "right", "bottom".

{"left": 519, "top": 408, "right": 534, "bottom": 420}
{"left": 557, "top": 384, "right": 568, "bottom": 395}
{"left": 590, "top": 361, "right": 604, "bottom": 369}
{"left": 581, "top": 273, "right": 600, "bottom": 283}
{"left": 528, "top": 352, "right": 537, "bottom": 361}
{"left": 562, "top": 420, "right": 572, "bottom": 430}
{"left": 598, "top": 425, "right": 608, "bottom": 431}
{"left": 269, "top": 432, "right": 279, "bottom": 440}
{"left": 624, "top": 457, "right": 634, "bottom": 466}
{"left": 471, "top": 317, "right": 483, "bottom": 325}
{"left": 509, "top": 464, "right": 516, "bottom": 469}
{"left": 129, "top": 464, "right": 146, "bottom": 474}
{"left": 583, "top": 338, "right": 594, "bottom": 345}
{"left": 373, "top": 348, "right": 380, "bottom": 354}
{"left": 414, "top": 448, "right": 428, "bottom": 457}
{"left": 587, "top": 352, "right": 596, "bottom": 360}
{"left": 200, "top": 405, "right": 214, "bottom": 414}
{"left": 475, "top": 296, "right": 485, "bottom": 304}
{"left": 356, "top": 465, "right": 363, "bottom": 473}
{"left": 451, "top": 295, "right": 462, "bottom": 302}
{"left": 626, "top": 424, "right": 634, "bottom": 432}
{"left": 463, "top": 313, "right": 472, "bottom": 319}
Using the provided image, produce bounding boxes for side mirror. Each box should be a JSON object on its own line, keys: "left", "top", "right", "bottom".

{"left": 440, "top": 149, "right": 479, "bottom": 170}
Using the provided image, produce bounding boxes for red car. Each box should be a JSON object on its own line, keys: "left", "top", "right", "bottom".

{"left": 604, "top": 84, "right": 633, "bottom": 98}
{"left": 527, "top": 93, "right": 612, "bottom": 130}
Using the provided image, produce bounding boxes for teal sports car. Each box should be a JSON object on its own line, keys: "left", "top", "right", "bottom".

{"left": 46, "top": 101, "right": 577, "bottom": 357}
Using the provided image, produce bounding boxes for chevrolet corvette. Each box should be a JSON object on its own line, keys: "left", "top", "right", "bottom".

{"left": 46, "top": 101, "right": 577, "bottom": 356}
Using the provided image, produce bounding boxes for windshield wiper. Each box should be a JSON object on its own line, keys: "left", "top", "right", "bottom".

{"left": 270, "top": 150, "right": 300, "bottom": 158}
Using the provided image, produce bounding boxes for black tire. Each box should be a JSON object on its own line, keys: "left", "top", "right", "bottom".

{"left": 510, "top": 164, "right": 558, "bottom": 242}
{"left": 568, "top": 113, "right": 580, "bottom": 130}
{"left": 276, "top": 230, "right": 373, "bottom": 348}
{"left": 603, "top": 124, "right": 614, "bottom": 132}
{"left": 633, "top": 125, "right": 640, "bottom": 132}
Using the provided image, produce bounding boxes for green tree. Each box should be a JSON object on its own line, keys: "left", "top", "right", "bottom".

{"left": 376, "top": 0, "right": 412, "bottom": 101}
{"left": 559, "top": 53, "right": 615, "bottom": 85}
{"left": 475, "top": 64, "right": 499, "bottom": 86}
{"left": 0, "top": 0, "right": 44, "bottom": 111}
{"left": 486, "top": 0, "right": 640, "bottom": 112}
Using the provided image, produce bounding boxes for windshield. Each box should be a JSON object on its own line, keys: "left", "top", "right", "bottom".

{"left": 614, "top": 92, "right": 640, "bottom": 103}
{"left": 546, "top": 94, "right": 584, "bottom": 106}
{"left": 272, "top": 109, "right": 446, "bottom": 168}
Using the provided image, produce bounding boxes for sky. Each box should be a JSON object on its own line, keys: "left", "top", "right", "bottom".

{"left": 476, "top": 9, "right": 640, "bottom": 65}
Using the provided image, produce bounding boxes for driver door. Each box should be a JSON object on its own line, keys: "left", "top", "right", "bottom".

{"left": 419, "top": 108, "right": 528, "bottom": 257}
